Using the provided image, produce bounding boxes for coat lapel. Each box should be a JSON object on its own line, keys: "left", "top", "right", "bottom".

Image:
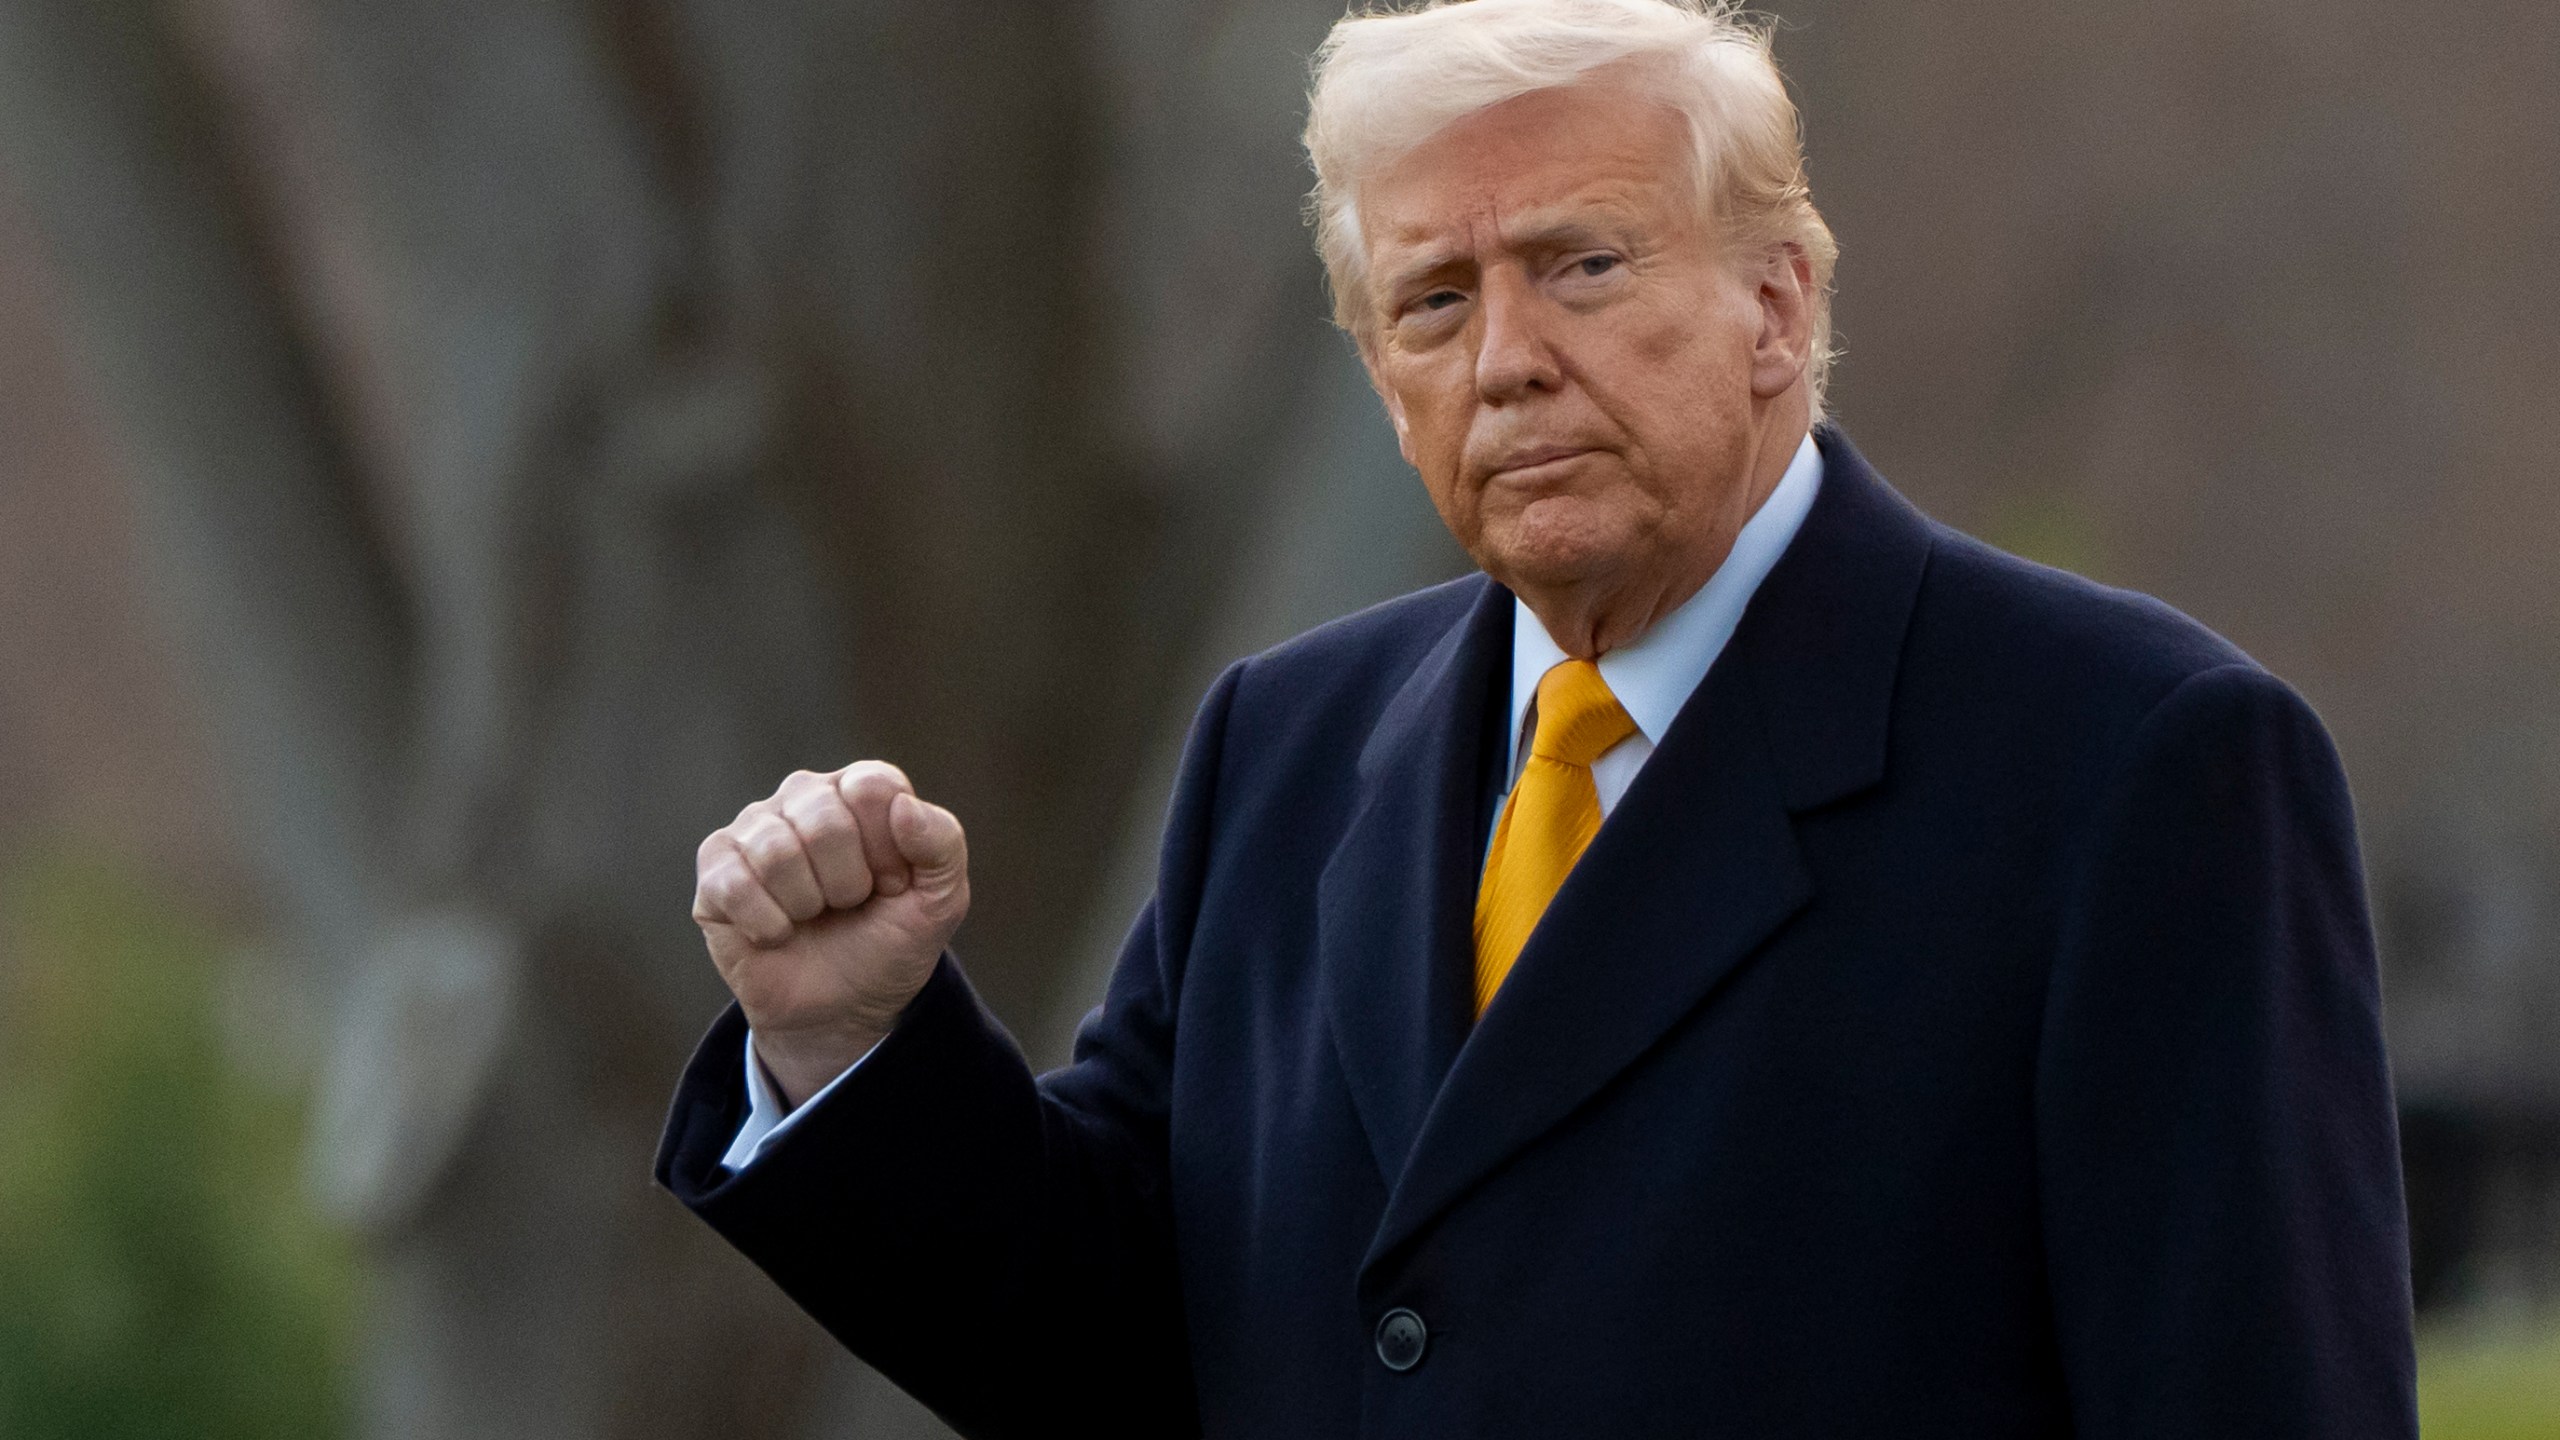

{"left": 1361, "top": 425, "right": 1935, "bottom": 1275}
{"left": 1317, "top": 576, "right": 1512, "bottom": 1187}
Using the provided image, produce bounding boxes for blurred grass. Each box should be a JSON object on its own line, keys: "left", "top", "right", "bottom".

{"left": 0, "top": 849, "right": 354, "bottom": 1440}
{"left": 2421, "top": 1315, "right": 2560, "bottom": 1438}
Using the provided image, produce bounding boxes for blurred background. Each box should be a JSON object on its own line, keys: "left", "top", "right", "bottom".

{"left": 0, "top": 0, "right": 2552, "bottom": 1436}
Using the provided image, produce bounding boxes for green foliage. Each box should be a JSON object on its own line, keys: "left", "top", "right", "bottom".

{"left": 2420, "top": 1315, "right": 2560, "bottom": 1439}
{"left": 0, "top": 851, "right": 355, "bottom": 1440}
{"left": 1982, "top": 491, "right": 2109, "bottom": 582}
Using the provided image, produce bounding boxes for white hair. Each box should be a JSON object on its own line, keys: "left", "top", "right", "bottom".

{"left": 1304, "top": 0, "right": 1840, "bottom": 414}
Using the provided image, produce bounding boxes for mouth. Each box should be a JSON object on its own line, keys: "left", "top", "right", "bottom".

{"left": 1485, "top": 446, "right": 1599, "bottom": 484}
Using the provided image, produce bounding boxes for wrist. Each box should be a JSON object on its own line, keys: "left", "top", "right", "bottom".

{"left": 751, "top": 1021, "right": 892, "bottom": 1109}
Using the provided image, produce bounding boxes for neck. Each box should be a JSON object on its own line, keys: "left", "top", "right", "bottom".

{"left": 1517, "top": 408, "right": 1809, "bottom": 660}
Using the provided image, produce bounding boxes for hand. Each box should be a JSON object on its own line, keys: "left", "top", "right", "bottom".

{"left": 691, "top": 761, "right": 970, "bottom": 1106}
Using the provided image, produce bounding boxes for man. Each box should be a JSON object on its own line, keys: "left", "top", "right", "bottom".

{"left": 657, "top": 1, "right": 2418, "bottom": 1435}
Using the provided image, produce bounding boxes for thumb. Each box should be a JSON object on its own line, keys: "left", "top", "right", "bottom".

{"left": 888, "top": 793, "right": 968, "bottom": 897}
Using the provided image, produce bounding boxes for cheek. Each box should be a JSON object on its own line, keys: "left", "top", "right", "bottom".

{"left": 1626, "top": 299, "right": 1739, "bottom": 380}
{"left": 1610, "top": 313, "right": 1753, "bottom": 454}
{"left": 1413, "top": 431, "right": 1494, "bottom": 554}
{"left": 1382, "top": 372, "right": 1474, "bottom": 490}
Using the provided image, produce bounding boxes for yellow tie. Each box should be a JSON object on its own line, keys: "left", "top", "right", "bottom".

{"left": 1472, "top": 659, "right": 1637, "bottom": 1014}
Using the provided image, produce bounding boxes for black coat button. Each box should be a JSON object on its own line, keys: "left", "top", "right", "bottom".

{"left": 1374, "top": 1307, "right": 1428, "bottom": 1371}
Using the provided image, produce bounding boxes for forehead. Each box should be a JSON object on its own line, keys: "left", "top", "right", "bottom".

{"left": 1360, "top": 83, "right": 1698, "bottom": 267}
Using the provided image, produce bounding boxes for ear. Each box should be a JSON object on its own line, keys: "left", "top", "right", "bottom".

{"left": 1749, "top": 242, "right": 1816, "bottom": 401}
{"left": 1357, "top": 338, "right": 1418, "bottom": 466}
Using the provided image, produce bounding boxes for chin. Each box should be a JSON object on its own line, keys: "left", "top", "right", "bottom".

{"left": 1477, "top": 499, "right": 1643, "bottom": 592}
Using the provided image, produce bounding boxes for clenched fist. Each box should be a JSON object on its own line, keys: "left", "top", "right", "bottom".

{"left": 692, "top": 761, "right": 969, "bottom": 1106}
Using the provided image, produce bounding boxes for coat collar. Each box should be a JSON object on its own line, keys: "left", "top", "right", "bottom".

{"left": 1319, "top": 424, "right": 1937, "bottom": 1279}
{"left": 1737, "top": 423, "right": 1935, "bottom": 812}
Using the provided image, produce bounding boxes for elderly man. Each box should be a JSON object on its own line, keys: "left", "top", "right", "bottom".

{"left": 656, "top": 1, "right": 2417, "bottom": 1435}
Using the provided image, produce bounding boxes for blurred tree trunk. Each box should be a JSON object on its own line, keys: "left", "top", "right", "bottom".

{"left": 0, "top": 1, "right": 847, "bottom": 1435}
{"left": 0, "top": 0, "right": 1446, "bottom": 1433}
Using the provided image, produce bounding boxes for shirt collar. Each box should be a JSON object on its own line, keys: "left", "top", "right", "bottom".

{"left": 1506, "top": 429, "right": 1825, "bottom": 770}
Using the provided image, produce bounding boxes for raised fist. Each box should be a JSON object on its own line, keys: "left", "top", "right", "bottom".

{"left": 691, "top": 761, "right": 969, "bottom": 1106}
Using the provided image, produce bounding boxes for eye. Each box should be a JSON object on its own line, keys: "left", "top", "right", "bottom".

{"left": 1418, "top": 289, "right": 1465, "bottom": 311}
{"left": 1571, "top": 254, "right": 1621, "bottom": 278}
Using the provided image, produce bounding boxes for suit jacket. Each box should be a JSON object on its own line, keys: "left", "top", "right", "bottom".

{"left": 656, "top": 427, "right": 2418, "bottom": 1439}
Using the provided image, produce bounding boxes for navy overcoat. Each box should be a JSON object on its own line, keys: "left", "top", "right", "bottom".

{"left": 658, "top": 428, "right": 2417, "bottom": 1438}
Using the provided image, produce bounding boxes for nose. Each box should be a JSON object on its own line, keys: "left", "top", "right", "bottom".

{"left": 1473, "top": 264, "right": 1562, "bottom": 403}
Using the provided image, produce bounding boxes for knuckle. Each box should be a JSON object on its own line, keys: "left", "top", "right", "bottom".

{"left": 703, "top": 869, "right": 754, "bottom": 915}
{"left": 789, "top": 800, "right": 858, "bottom": 844}
{"left": 737, "top": 820, "right": 801, "bottom": 870}
{"left": 840, "top": 759, "right": 914, "bottom": 797}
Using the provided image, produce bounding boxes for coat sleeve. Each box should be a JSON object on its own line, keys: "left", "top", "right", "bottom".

{"left": 653, "top": 661, "right": 1248, "bottom": 1440}
{"left": 2035, "top": 662, "right": 2417, "bottom": 1438}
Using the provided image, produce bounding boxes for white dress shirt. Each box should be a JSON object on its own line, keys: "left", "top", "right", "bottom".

{"left": 724, "top": 431, "right": 1826, "bottom": 1172}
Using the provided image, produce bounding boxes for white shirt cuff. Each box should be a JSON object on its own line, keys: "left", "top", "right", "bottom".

{"left": 717, "top": 1029, "right": 880, "bottom": 1171}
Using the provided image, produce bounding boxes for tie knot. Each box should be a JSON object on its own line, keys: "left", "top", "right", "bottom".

{"left": 1531, "top": 659, "right": 1637, "bottom": 768}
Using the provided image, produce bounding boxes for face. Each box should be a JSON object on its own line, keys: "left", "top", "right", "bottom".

{"left": 1356, "top": 81, "right": 1810, "bottom": 648}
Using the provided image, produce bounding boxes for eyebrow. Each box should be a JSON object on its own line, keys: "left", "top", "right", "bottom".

{"left": 1376, "top": 249, "right": 1469, "bottom": 301}
{"left": 1506, "top": 213, "right": 1628, "bottom": 255}
{"left": 1374, "top": 211, "right": 1636, "bottom": 299}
